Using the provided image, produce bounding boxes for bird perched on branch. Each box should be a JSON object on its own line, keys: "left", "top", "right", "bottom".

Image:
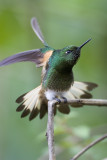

{"left": 0, "top": 17, "right": 97, "bottom": 120}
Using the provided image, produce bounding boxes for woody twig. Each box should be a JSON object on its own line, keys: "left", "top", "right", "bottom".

{"left": 47, "top": 99, "right": 107, "bottom": 160}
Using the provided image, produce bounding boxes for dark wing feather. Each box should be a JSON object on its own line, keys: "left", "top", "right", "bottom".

{"left": 58, "top": 105, "right": 70, "bottom": 114}
{"left": 0, "top": 49, "right": 44, "bottom": 67}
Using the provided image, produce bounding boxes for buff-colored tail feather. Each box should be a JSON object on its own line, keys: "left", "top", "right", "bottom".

{"left": 16, "top": 81, "right": 97, "bottom": 120}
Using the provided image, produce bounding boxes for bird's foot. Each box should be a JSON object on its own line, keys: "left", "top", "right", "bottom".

{"left": 61, "top": 96, "right": 67, "bottom": 103}
{"left": 53, "top": 98, "right": 61, "bottom": 104}
{"left": 53, "top": 97, "right": 67, "bottom": 104}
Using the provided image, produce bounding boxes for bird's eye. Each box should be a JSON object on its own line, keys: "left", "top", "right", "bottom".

{"left": 65, "top": 50, "right": 72, "bottom": 54}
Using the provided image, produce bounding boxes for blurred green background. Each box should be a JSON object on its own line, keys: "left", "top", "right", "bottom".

{"left": 0, "top": 0, "right": 107, "bottom": 160}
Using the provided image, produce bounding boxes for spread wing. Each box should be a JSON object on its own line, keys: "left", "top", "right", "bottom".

{"left": 0, "top": 17, "right": 53, "bottom": 67}
{"left": 0, "top": 49, "right": 41, "bottom": 67}
{"left": 0, "top": 49, "right": 53, "bottom": 67}
{"left": 31, "top": 17, "right": 48, "bottom": 47}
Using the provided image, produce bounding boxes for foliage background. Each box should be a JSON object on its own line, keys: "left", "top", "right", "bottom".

{"left": 0, "top": 0, "right": 107, "bottom": 159}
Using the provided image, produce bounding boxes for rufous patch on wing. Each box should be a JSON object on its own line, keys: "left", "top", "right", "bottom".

{"left": 36, "top": 50, "right": 53, "bottom": 67}
{"left": 43, "top": 50, "right": 53, "bottom": 62}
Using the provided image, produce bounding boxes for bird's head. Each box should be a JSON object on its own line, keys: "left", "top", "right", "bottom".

{"left": 59, "top": 38, "right": 91, "bottom": 67}
{"left": 49, "top": 39, "right": 91, "bottom": 73}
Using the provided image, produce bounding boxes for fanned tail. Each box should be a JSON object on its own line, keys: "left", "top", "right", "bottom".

{"left": 16, "top": 81, "right": 98, "bottom": 120}
{"left": 64, "top": 81, "right": 98, "bottom": 107}
{"left": 16, "top": 85, "right": 48, "bottom": 120}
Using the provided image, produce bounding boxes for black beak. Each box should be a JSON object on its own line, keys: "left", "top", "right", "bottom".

{"left": 78, "top": 38, "right": 91, "bottom": 50}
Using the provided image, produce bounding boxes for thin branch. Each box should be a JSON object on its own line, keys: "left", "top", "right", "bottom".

{"left": 47, "top": 101, "right": 56, "bottom": 160}
{"left": 50, "top": 99, "right": 107, "bottom": 107}
{"left": 46, "top": 98, "right": 107, "bottom": 160}
{"left": 70, "top": 134, "right": 107, "bottom": 160}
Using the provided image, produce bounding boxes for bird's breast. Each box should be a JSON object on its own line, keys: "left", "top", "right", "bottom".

{"left": 42, "top": 68, "right": 74, "bottom": 92}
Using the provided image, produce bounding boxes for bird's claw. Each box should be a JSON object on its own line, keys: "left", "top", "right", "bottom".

{"left": 53, "top": 97, "right": 67, "bottom": 104}
{"left": 53, "top": 98, "right": 61, "bottom": 104}
{"left": 61, "top": 96, "right": 67, "bottom": 103}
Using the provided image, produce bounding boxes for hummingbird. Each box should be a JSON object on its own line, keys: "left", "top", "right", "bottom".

{"left": 0, "top": 17, "right": 97, "bottom": 120}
